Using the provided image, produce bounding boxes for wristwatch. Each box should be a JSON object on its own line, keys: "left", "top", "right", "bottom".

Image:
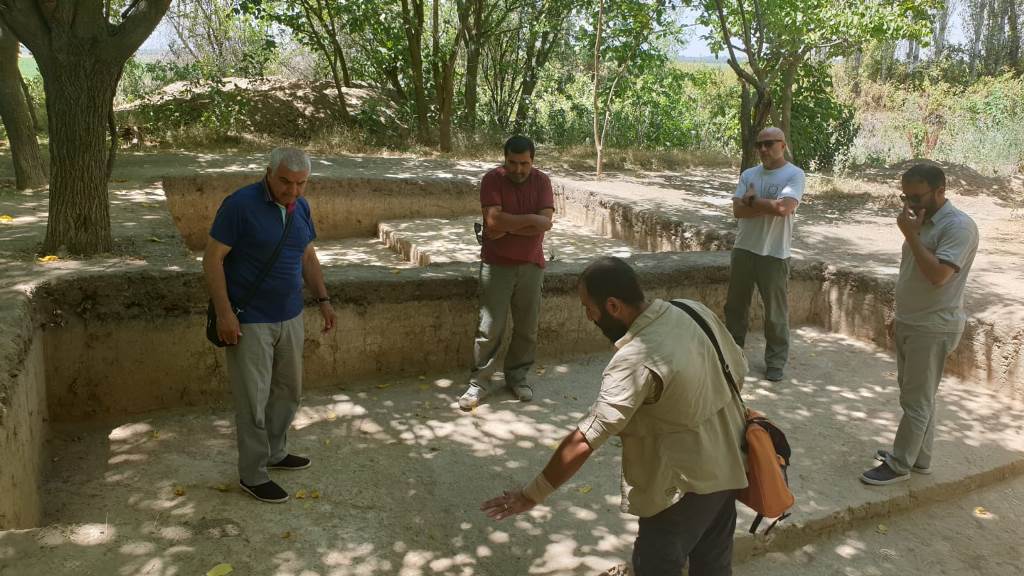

{"left": 316, "top": 296, "right": 331, "bottom": 304}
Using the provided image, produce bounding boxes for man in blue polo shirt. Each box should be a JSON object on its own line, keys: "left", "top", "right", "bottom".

{"left": 203, "top": 147, "right": 336, "bottom": 503}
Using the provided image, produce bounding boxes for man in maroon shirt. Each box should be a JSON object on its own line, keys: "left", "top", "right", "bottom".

{"left": 459, "top": 136, "right": 555, "bottom": 411}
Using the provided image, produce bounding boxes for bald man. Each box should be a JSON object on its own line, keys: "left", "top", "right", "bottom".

{"left": 724, "top": 127, "right": 805, "bottom": 382}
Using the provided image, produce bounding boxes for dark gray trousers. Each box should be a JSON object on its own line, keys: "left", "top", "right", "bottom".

{"left": 632, "top": 490, "right": 738, "bottom": 576}
{"left": 724, "top": 248, "right": 791, "bottom": 371}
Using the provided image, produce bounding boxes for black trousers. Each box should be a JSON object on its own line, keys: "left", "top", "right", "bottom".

{"left": 632, "top": 490, "right": 737, "bottom": 576}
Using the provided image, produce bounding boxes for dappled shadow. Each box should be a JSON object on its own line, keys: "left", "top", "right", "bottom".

{"left": 5, "top": 326, "right": 1023, "bottom": 574}
{"left": 378, "top": 216, "right": 644, "bottom": 267}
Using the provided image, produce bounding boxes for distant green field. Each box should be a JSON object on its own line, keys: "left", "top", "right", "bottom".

{"left": 18, "top": 56, "right": 40, "bottom": 80}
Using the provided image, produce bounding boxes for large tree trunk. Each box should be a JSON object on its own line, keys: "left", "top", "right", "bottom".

{"left": 40, "top": 58, "right": 120, "bottom": 254}
{"left": 0, "top": 23, "right": 46, "bottom": 190}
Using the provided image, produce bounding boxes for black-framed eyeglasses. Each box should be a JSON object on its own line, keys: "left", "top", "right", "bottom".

{"left": 899, "top": 190, "right": 935, "bottom": 204}
{"left": 755, "top": 140, "right": 782, "bottom": 149}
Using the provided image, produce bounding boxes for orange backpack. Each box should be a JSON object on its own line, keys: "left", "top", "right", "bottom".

{"left": 671, "top": 301, "right": 795, "bottom": 534}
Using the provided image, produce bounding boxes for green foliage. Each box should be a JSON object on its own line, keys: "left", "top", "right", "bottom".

{"left": 786, "top": 64, "right": 859, "bottom": 170}
{"left": 528, "top": 62, "right": 739, "bottom": 155}
{"left": 845, "top": 73, "right": 1024, "bottom": 175}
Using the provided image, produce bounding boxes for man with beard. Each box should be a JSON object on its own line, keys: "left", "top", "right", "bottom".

{"left": 458, "top": 135, "right": 555, "bottom": 411}
{"left": 481, "top": 256, "right": 748, "bottom": 575}
{"left": 861, "top": 164, "right": 978, "bottom": 485}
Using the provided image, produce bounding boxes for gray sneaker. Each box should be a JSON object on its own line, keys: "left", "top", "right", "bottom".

{"left": 875, "top": 449, "right": 932, "bottom": 475}
{"left": 765, "top": 367, "right": 784, "bottom": 381}
{"left": 510, "top": 383, "right": 533, "bottom": 402}
{"left": 458, "top": 385, "right": 487, "bottom": 411}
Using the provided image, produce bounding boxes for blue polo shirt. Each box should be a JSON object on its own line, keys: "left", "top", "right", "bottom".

{"left": 210, "top": 180, "right": 317, "bottom": 324}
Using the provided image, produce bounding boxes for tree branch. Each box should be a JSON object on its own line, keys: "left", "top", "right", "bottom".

{"left": 713, "top": 0, "right": 759, "bottom": 87}
{"left": 0, "top": 0, "right": 51, "bottom": 54}
{"left": 110, "top": 0, "right": 171, "bottom": 60}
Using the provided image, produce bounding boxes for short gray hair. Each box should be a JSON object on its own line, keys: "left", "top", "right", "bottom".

{"left": 269, "top": 147, "right": 311, "bottom": 174}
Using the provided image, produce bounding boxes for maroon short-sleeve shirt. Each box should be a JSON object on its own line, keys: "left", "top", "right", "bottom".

{"left": 480, "top": 166, "right": 555, "bottom": 267}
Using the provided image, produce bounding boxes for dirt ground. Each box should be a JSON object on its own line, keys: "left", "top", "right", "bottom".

{"left": 0, "top": 328, "right": 1022, "bottom": 576}
{"left": 0, "top": 151, "right": 1023, "bottom": 575}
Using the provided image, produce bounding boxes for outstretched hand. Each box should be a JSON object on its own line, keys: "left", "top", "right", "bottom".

{"left": 481, "top": 489, "right": 536, "bottom": 521}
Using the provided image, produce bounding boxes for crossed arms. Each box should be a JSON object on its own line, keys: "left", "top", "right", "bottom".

{"left": 481, "top": 206, "right": 554, "bottom": 240}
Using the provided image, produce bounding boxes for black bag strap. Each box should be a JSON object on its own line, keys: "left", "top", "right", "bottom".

{"left": 234, "top": 208, "right": 295, "bottom": 314}
{"left": 669, "top": 300, "right": 744, "bottom": 407}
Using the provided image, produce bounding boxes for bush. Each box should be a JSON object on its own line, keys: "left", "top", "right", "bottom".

{"left": 845, "top": 73, "right": 1024, "bottom": 176}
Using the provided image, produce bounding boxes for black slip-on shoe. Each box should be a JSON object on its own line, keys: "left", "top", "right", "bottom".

{"left": 239, "top": 480, "right": 289, "bottom": 503}
{"left": 268, "top": 454, "right": 311, "bottom": 470}
{"left": 860, "top": 462, "right": 910, "bottom": 486}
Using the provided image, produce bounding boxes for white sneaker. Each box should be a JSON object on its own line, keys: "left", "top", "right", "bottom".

{"left": 458, "top": 385, "right": 487, "bottom": 411}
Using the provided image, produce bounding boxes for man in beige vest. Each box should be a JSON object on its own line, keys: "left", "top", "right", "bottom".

{"left": 481, "top": 256, "right": 748, "bottom": 575}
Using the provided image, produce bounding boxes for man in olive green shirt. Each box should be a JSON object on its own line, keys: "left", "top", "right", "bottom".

{"left": 481, "top": 257, "right": 748, "bottom": 576}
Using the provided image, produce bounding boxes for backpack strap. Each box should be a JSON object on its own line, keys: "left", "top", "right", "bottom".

{"left": 669, "top": 300, "right": 744, "bottom": 407}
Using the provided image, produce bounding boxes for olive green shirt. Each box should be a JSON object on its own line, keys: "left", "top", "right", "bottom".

{"left": 577, "top": 299, "right": 749, "bottom": 518}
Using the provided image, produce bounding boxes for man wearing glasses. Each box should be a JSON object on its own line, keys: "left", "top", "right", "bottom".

{"left": 725, "top": 127, "right": 805, "bottom": 382}
{"left": 861, "top": 164, "right": 978, "bottom": 485}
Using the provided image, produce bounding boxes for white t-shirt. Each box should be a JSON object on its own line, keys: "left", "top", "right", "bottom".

{"left": 732, "top": 162, "right": 805, "bottom": 259}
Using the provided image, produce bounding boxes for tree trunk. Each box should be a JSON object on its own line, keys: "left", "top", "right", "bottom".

{"left": 779, "top": 61, "right": 797, "bottom": 164}
{"left": 40, "top": 59, "right": 120, "bottom": 254}
{"left": 850, "top": 50, "right": 863, "bottom": 97}
{"left": 1008, "top": 0, "right": 1021, "bottom": 72}
{"left": 739, "top": 81, "right": 773, "bottom": 171}
{"left": 0, "top": 23, "right": 46, "bottom": 190}
{"left": 462, "top": 0, "right": 483, "bottom": 133}
{"left": 438, "top": 69, "right": 456, "bottom": 152}
{"left": 402, "top": 0, "right": 430, "bottom": 144}
{"left": 932, "top": 3, "right": 950, "bottom": 61}
{"left": 592, "top": 0, "right": 604, "bottom": 178}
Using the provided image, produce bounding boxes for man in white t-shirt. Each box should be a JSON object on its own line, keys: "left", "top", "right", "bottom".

{"left": 724, "top": 127, "right": 805, "bottom": 382}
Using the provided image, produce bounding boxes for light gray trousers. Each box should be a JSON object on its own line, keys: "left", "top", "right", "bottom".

{"left": 885, "top": 323, "right": 962, "bottom": 475}
{"left": 225, "top": 314, "right": 304, "bottom": 485}
{"left": 470, "top": 262, "right": 544, "bottom": 389}
{"left": 724, "top": 248, "right": 791, "bottom": 371}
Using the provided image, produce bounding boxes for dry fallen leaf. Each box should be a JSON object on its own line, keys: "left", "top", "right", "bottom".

{"left": 281, "top": 531, "right": 292, "bottom": 539}
{"left": 206, "top": 563, "right": 234, "bottom": 576}
{"left": 148, "top": 236, "right": 165, "bottom": 243}
{"left": 325, "top": 412, "right": 337, "bottom": 421}
{"left": 391, "top": 269, "right": 402, "bottom": 275}
{"left": 311, "top": 490, "right": 321, "bottom": 499}
{"left": 876, "top": 523, "right": 889, "bottom": 535}
{"left": 376, "top": 383, "right": 390, "bottom": 389}
{"left": 295, "top": 489, "right": 307, "bottom": 499}
{"left": 174, "top": 486, "right": 186, "bottom": 497}
{"left": 322, "top": 438, "right": 331, "bottom": 446}
{"left": 0, "top": 214, "right": 14, "bottom": 223}
{"left": 214, "top": 484, "right": 229, "bottom": 493}
{"left": 577, "top": 485, "right": 593, "bottom": 494}
{"left": 974, "top": 506, "right": 992, "bottom": 518}
{"left": 37, "top": 255, "right": 60, "bottom": 263}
